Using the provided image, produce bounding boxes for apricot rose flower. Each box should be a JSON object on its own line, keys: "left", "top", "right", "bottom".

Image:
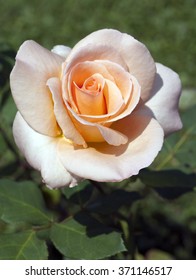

{"left": 10, "top": 29, "right": 182, "bottom": 188}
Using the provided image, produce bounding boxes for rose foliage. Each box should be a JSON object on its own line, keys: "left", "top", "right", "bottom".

{"left": 10, "top": 29, "right": 182, "bottom": 189}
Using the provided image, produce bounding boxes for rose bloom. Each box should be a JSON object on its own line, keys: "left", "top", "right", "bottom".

{"left": 10, "top": 29, "right": 182, "bottom": 188}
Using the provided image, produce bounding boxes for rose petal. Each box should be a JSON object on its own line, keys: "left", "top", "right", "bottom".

{"left": 106, "top": 74, "right": 141, "bottom": 123}
{"left": 68, "top": 61, "right": 115, "bottom": 88}
{"left": 63, "top": 60, "right": 115, "bottom": 114}
{"left": 10, "top": 40, "right": 64, "bottom": 136}
{"left": 98, "top": 124, "right": 128, "bottom": 146}
{"left": 66, "top": 60, "right": 139, "bottom": 124}
{"left": 64, "top": 43, "right": 128, "bottom": 74}
{"left": 103, "top": 78, "right": 124, "bottom": 114}
{"left": 51, "top": 45, "right": 71, "bottom": 58}
{"left": 71, "top": 29, "right": 156, "bottom": 101}
{"left": 145, "top": 63, "right": 182, "bottom": 136}
{"left": 13, "top": 112, "right": 78, "bottom": 188}
{"left": 46, "top": 77, "right": 87, "bottom": 147}
{"left": 72, "top": 73, "right": 107, "bottom": 115}
{"left": 58, "top": 113, "right": 164, "bottom": 181}
{"left": 66, "top": 61, "right": 125, "bottom": 120}
{"left": 98, "top": 60, "right": 133, "bottom": 104}
{"left": 64, "top": 101, "right": 128, "bottom": 145}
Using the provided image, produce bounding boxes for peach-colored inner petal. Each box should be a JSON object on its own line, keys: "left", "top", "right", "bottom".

{"left": 47, "top": 77, "right": 87, "bottom": 147}
{"left": 82, "top": 74, "right": 103, "bottom": 93}
{"left": 63, "top": 97, "right": 128, "bottom": 145}
{"left": 106, "top": 75, "right": 141, "bottom": 123}
{"left": 60, "top": 58, "right": 141, "bottom": 146}
{"left": 62, "top": 60, "right": 136, "bottom": 123}
{"left": 73, "top": 73, "right": 107, "bottom": 115}
{"left": 64, "top": 61, "right": 114, "bottom": 114}
{"left": 103, "top": 78, "right": 124, "bottom": 115}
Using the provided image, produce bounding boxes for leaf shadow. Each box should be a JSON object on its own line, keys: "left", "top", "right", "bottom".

{"left": 72, "top": 188, "right": 142, "bottom": 238}
{"left": 73, "top": 212, "right": 114, "bottom": 237}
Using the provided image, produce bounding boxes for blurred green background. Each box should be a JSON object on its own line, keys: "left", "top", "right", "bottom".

{"left": 0, "top": 0, "right": 195, "bottom": 260}
{"left": 1, "top": 0, "right": 196, "bottom": 87}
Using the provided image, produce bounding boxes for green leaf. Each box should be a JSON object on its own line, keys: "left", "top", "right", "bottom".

{"left": 0, "top": 179, "right": 53, "bottom": 225}
{"left": 50, "top": 212, "right": 126, "bottom": 259}
{"left": 0, "top": 230, "right": 48, "bottom": 259}
{"left": 62, "top": 180, "right": 93, "bottom": 205}
{"left": 152, "top": 105, "right": 196, "bottom": 173}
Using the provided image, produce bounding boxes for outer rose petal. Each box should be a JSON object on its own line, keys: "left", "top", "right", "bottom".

{"left": 64, "top": 43, "right": 128, "bottom": 74}
{"left": 51, "top": 45, "right": 71, "bottom": 58}
{"left": 58, "top": 113, "right": 164, "bottom": 182}
{"left": 145, "top": 63, "right": 182, "bottom": 136}
{"left": 71, "top": 29, "right": 156, "bottom": 101}
{"left": 13, "top": 112, "right": 79, "bottom": 188}
{"left": 10, "top": 40, "right": 64, "bottom": 137}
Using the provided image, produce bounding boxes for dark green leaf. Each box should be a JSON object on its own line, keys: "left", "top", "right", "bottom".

{"left": 0, "top": 230, "right": 48, "bottom": 260}
{"left": 62, "top": 180, "right": 93, "bottom": 205}
{"left": 50, "top": 212, "right": 126, "bottom": 259}
{"left": 0, "top": 179, "right": 53, "bottom": 225}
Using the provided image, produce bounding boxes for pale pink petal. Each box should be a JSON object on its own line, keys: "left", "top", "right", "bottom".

{"left": 145, "top": 63, "right": 182, "bottom": 136}
{"left": 98, "top": 125, "right": 128, "bottom": 146}
{"left": 71, "top": 29, "right": 156, "bottom": 101}
{"left": 51, "top": 45, "right": 71, "bottom": 58}
{"left": 58, "top": 113, "right": 164, "bottom": 181}
{"left": 64, "top": 43, "right": 128, "bottom": 74}
{"left": 46, "top": 77, "right": 86, "bottom": 147}
{"left": 13, "top": 112, "right": 78, "bottom": 188}
{"left": 10, "top": 40, "right": 64, "bottom": 136}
